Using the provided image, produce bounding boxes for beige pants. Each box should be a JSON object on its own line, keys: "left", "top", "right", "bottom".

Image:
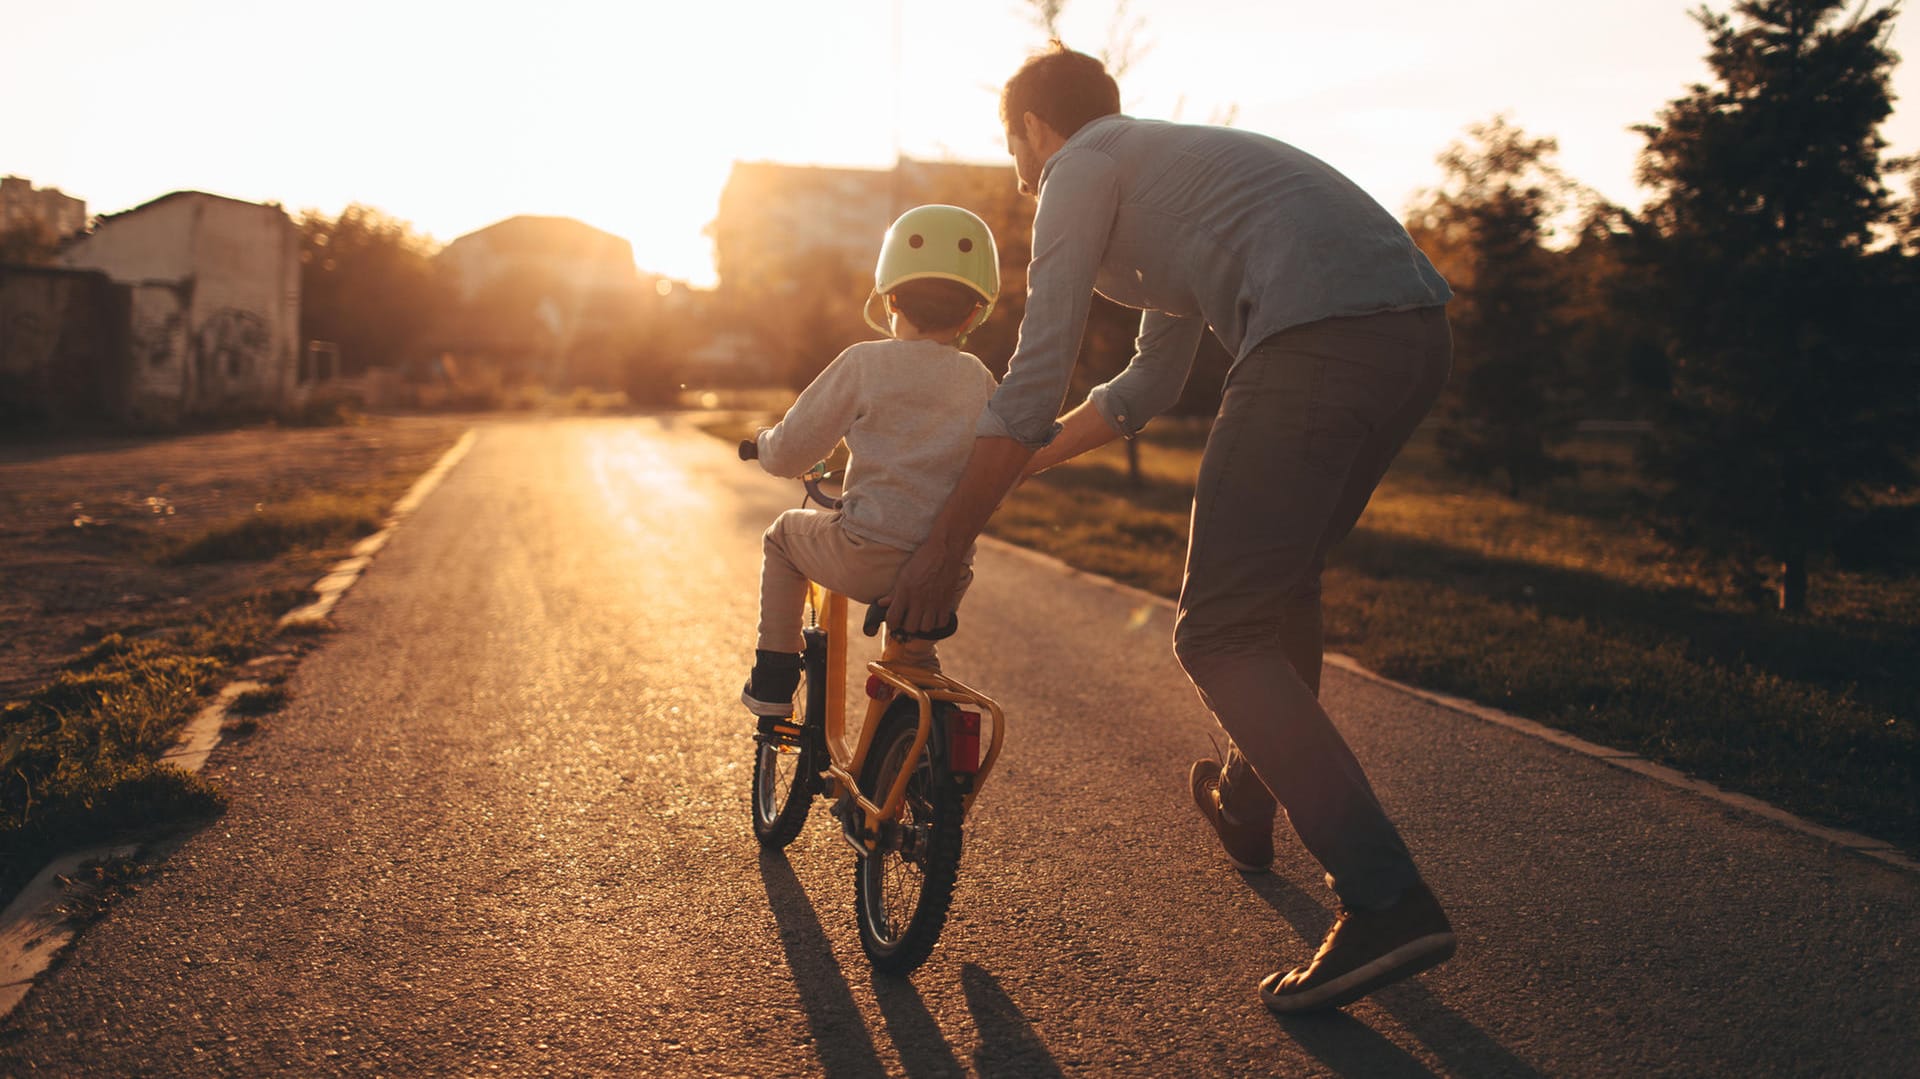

{"left": 757, "top": 509, "right": 972, "bottom": 668}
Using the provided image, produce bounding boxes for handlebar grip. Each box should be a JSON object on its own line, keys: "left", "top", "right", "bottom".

{"left": 738, "top": 438, "right": 758, "bottom": 461}
{"left": 864, "top": 604, "right": 958, "bottom": 641}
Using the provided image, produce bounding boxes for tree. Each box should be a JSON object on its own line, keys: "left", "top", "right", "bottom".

{"left": 1558, "top": 205, "right": 1671, "bottom": 418}
{"left": 1408, "top": 116, "right": 1580, "bottom": 496}
{"left": 1631, "top": 0, "right": 1916, "bottom": 612}
{"left": 296, "top": 205, "right": 446, "bottom": 376}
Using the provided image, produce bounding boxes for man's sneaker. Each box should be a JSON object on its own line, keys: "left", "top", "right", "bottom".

{"left": 742, "top": 650, "right": 802, "bottom": 718}
{"left": 1189, "top": 758, "right": 1275, "bottom": 873}
{"left": 1260, "top": 880, "right": 1457, "bottom": 1014}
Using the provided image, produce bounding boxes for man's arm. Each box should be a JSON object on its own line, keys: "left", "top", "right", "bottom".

{"left": 886, "top": 147, "right": 1120, "bottom": 634}
{"left": 1023, "top": 400, "right": 1120, "bottom": 476}
{"left": 883, "top": 435, "right": 1032, "bottom": 635}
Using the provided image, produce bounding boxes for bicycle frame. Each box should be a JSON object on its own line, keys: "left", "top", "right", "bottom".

{"left": 801, "top": 580, "right": 1007, "bottom": 854}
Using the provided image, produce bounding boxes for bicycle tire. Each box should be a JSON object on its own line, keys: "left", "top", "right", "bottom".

{"left": 750, "top": 665, "right": 818, "bottom": 848}
{"left": 853, "top": 699, "right": 965, "bottom": 974}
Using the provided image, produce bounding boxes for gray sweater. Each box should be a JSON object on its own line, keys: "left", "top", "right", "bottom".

{"left": 755, "top": 337, "right": 997, "bottom": 553}
{"left": 980, "top": 114, "right": 1453, "bottom": 448}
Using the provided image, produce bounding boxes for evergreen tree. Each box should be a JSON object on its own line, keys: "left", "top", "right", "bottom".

{"left": 1409, "top": 116, "right": 1578, "bottom": 496}
{"left": 1632, "top": 0, "right": 1915, "bottom": 612}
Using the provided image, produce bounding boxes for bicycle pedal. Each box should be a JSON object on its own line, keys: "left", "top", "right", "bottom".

{"left": 753, "top": 723, "right": 805, "bottom": 749}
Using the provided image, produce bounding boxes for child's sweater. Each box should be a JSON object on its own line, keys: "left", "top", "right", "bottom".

{"left": 755, "top": 337, "right": 997, "bottom": 553}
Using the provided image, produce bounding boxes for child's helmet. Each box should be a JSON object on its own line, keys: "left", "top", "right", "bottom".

{"left": 863, "top": 204, "right": 1000, "bottom": 338}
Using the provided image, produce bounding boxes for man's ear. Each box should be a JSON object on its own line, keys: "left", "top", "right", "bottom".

{"left": 1021, "top": 110, "right": 1049, "bottom": 147}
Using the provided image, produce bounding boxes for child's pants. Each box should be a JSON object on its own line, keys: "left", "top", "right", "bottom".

{"left": 758, "top": 509, "right": 973, "bottom": 670}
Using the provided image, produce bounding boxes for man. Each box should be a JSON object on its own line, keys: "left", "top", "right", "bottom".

{"left": 884, "top": 42, "right": 1458, "bottom": 1013}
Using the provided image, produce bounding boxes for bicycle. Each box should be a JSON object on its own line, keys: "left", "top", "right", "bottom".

{"left": 738, "top": 438, "right": 1007, "bottom": 974}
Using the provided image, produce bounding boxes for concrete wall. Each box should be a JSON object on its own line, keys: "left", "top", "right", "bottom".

{"left": 62, "top": 194, "right": 197, "bottom": 283}
{"left": 126, "top": 281, "right": 191, "bottom": 417}
{"left": 63, "top": 192, "right": 302, "bottom": 419}
{"left": 0, "top": 267, "right": 130, "bottom": 420}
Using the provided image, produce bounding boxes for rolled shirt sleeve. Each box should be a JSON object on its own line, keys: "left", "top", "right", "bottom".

{"left": 1087, "top": 310, "right": 1204, "bottom": 438}
{"left": 976, "top": 147, "right": 1122, "bottom": 449}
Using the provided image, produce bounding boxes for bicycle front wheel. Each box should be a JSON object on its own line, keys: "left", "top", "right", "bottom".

{"left": 853, "top": 701, "right": 964, "bottom": 974}
{"left": 750, "top": 666, "right": 818, "bottom": 848}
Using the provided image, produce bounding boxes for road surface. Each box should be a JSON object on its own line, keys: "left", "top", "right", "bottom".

{"left": 3, "top": 416, "right": 1914, "bottom": 1076}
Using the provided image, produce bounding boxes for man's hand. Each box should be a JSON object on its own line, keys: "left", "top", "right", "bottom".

{"left": 883, "top": 436, "right": 1033, "bottom": 635}
{"left": 884, "top": 542, "right": 967, "bottom": 636}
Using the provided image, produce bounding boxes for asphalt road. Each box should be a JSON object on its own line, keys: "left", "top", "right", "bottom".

{"left": 3, "top": 416, "right": 1915, "bottom": 1077}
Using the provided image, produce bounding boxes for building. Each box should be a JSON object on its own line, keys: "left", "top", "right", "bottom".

{"left": 62, "top": 191, "right": 302, "bottom": 419}
{"left": 53, "top": 191, "right": 302, "bottom": 420}
{"left": 437, "top": 214, "right": 638, "bottom": 305}
{"left": 0, "top": 176, "right": 87, "bottom": 239}
{"left": 431, "top": 215, "right": 653, "bottom": 389}
{"left": 700, "top": 156, "right": 1025, "bottom": 384}
{"left": 708, "top": 156, "right": 1018, "bottom": 294}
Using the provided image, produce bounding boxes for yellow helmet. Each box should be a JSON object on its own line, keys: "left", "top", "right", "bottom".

{"left": 863, "top": 204, "right": 1000, "bottom": 338}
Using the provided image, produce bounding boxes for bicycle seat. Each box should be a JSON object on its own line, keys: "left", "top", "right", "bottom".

{"left": 863, "top": 604, "right": 958, "bottom": 641}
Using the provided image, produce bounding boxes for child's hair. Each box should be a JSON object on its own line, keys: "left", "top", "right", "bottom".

{"left": 889, "top": 278, "right": 984, "bottom": 335}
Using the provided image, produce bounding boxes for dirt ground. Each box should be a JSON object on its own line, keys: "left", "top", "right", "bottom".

{"left": 0, "top": 415, "right": 472, "bottom": 704}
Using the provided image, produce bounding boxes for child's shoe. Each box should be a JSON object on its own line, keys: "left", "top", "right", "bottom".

{"left": 742, "top": 649, "right": 803, "bottom": 718}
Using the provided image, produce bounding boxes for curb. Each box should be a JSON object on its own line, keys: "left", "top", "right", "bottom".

{"left": 0, "top": 427, "right": 478, "bottom": 1022}
{"left": 976, "top": 534, "right": 1919, "bottom": 876}
{"left": 279, "top": 429, "right": 476, "bottom": 630}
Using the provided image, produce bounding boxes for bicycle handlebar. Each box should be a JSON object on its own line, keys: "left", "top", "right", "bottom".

{"left": 740, "top": 434, "right": 841, "bottom": 510}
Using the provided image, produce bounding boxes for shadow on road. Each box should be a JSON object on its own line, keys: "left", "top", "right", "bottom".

{"left": 960, "top": 963, "right": 1065, "bottom": 1078}
{"left": 868, "top": 973, "right": 967, "bottom": 1078}
{"left": 1244, "top": 872, "right": 1545, "bottom": 1079}
{"left": 758, "top": 851, "right": 1065, "bottom": 1077}
{"left": 759, "top": 850, "right": 889, "bottom": 1078}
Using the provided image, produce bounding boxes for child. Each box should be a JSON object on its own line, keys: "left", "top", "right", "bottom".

{"left": 743, "top": 204, "right": 1001, "bottom": 725}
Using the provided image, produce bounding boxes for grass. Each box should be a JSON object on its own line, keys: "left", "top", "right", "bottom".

{"left": 165, "top": 491, "right": 389, "bottom": 565}
{"left": 0, "top": 599, "right": 277, "bottom": 902}
{"left": 1, "top": 421, "right": 467, "bottom": 907}
{"left": 706, "top": 414, "right": 1919, "bottom": 854}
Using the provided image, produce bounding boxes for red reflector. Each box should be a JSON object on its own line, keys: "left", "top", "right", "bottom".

{"left": 865, "top": 675, "right": 895, "bottom": 702}
{"left": 950, "top": 711, "right": 981, "bottom": 774}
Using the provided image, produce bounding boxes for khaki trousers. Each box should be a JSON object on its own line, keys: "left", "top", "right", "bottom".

{"left": 757, "top": 508, "right": 972, "bottom": 668}
{"left": 1173, "top": 306, "right": 1452, "bottom": 909}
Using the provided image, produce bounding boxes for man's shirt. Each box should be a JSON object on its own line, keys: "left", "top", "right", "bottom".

{"left": 979, "top": 115, "right": 1453, "bottom": 447}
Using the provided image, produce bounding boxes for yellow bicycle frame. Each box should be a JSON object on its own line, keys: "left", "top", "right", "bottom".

{"left": 804, "top": 583, "right": 1006, "bottom": 851}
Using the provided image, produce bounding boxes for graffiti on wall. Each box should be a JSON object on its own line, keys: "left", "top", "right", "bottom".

{"left": 133, "top": 309, "right": 184, "bottom": 369}
{"left": 194, "top": 308, "right": 268, "bottom": 383}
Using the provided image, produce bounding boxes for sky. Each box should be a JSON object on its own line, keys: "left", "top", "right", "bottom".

{"left": 6, "top": 0, "right": 1919, "bottom": 287}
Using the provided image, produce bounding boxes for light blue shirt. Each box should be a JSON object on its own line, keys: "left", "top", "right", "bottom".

{"left": 978, "top": 115, "right": 1453, "bottom": 446}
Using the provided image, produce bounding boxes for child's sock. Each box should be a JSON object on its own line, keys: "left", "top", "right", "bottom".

{"left": 879, "top": 636, "right": 941, "bottom": 675}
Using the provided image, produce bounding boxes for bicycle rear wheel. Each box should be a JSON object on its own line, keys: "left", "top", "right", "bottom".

{"left": 853, "top": 700, "right": 964, "bottom": 974}
{"left": 750, "top": 665, "right": 818, "bottom": 848}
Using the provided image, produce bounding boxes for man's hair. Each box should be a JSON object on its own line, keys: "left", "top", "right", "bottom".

{"left": 889, "top": 278, "right": 983, "bottom": 334}
{"left": 1000, "top": 41, "right": 1120, "bottom": 141}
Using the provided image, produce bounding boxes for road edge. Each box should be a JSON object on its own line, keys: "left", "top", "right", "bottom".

{"left": 976, "top": 534, "right": 1919, "bottom": 876}
{"left": 0, "top": 426, "right": 479, "bottom": 1023}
